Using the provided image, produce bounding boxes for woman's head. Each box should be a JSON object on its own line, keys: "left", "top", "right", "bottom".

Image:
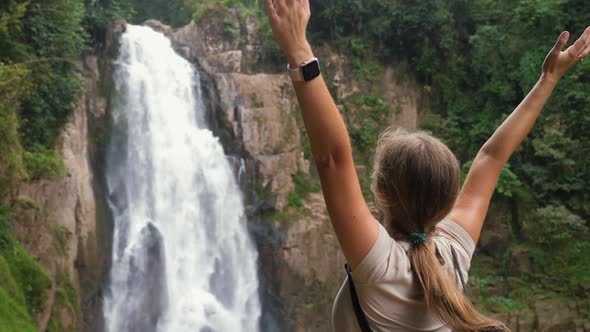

{"left": 371, "top": 127, "right": 460, "bottom": 237}
{"left": 371, "top": 127, "right": 508, "bottom": 332}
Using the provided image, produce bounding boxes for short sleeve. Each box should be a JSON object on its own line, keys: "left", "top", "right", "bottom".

{"left": 351, "top": 221, "right": 400, "bottom": 283}
{"left": 436, "top": 218, "right": 476, "bottom": 259}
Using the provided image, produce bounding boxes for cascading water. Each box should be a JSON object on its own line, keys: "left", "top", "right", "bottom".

{"left": 103, "top": 25, "right": 261, "bottom": 332}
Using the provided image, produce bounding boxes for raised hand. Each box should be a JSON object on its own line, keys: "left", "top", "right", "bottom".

{"left": 264, "top": 0, "right": 314, "bottom": 68}
{"left": 542, "top": 27, "right": 590, "bottom": 82}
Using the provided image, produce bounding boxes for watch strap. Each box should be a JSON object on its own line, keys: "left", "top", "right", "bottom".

{"left": 288, "top": 63, "right": 303, "bottom": 81}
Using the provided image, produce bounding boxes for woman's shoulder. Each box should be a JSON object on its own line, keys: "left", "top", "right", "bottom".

{"left": 435, "top": 218, "right": 476, "bottom": 259}
{"left": 433, "top": 218, "right": 476, "bottom": 286}
{"left": 350, "top": 221, "right": 411, "bottom": 283}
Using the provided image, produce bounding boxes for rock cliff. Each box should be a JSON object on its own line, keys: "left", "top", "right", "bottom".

{"left": 10, "top": 22, "right": 124, "bottom": 331}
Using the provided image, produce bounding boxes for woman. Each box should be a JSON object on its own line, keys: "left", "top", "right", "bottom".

{"left": 264, "top": 0, "right": 590, "bottom": 331}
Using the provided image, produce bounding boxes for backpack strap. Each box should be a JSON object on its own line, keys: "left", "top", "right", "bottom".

{"left": 450, "top": 245, "right": 468, "bottom": 295}
{"left": 345, "top": 264, "right": 373, "bottom": 332}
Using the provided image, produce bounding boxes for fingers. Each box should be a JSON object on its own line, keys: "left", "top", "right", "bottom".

{"left": 265, "top": 0, "right": 277, "bottom": 18}
{"left": 274, "top": 0, "right": 287, "bottom": 16}
{"left": 566, "top": 26, "right": 590, "bottom": 58}
{"left": 582, "top": 27, "right": 590, "bottom": 59}
{"left": 552, "top": 31, "right": 570, "bottom": 53}
{"left": 302, "top": 0, "right": 311, "bottom": 15}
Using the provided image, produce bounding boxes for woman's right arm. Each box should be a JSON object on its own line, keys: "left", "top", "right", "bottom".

{"left": 265, "top": 0, "right": 378, "bottom": 269}
{"left": 448, "top": 27, "right": 590, "bottom": 244}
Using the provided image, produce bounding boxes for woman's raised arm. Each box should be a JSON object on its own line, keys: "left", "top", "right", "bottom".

{"left": 449, "top": 27, "right": 590, "bottom": 244}
{"left": 265, "top": 0, "right": 378, "bottom": 269}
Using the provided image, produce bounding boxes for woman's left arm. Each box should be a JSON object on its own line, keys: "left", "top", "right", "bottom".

{"left": 265, "top": 0, "right": 378, "bottom": 269}
{"left": 449, "top": 27, "right": 590, "bottom": 244}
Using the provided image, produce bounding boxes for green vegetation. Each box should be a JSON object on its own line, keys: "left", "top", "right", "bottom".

{"left": 0, "top": 0, "right": 114, "bottom": 194}
{"left": 49, "top": 224, "right": 70, "bottom": 255}
{"left": 23, "top": 145, "right": 66, "bottom": 180}
{"left": 0, "top": 209, "right": 53, "bottom": 329}
{"left": 0, "top": 0, "right": 129, "bottom": 329}
{"left": 130, "top": 0, "right": 189, "bottom": 27}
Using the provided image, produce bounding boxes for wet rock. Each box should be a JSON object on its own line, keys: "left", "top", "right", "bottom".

{"left": 143, "top": 19, "right": 174, "bottom": 35}
{"left": 123, "top": 223, "right": 168, "bottom": 332}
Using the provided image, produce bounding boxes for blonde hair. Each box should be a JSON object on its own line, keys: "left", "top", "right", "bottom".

{"left": 371, "top": 127, "right": 509, "bottom": 332}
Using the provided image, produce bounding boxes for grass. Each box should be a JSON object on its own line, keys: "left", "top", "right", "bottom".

{"left": 0, "top": 209, "right": 53, "bottom": 324}
{"left": 0, "top": 287, "right": 37, "bottom": 332}
{"left": 23, "top": 145, "right": 65, "bottom": 181}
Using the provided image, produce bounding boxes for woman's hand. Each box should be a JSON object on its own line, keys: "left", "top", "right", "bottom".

{"left": 542, "top": 27, "right": 590, "bottom": 83}
{"left": 265, "top": 0, "right": 314, "bottom": 68}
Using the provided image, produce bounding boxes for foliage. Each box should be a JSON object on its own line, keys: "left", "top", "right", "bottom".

{"left": 527, "top": 205, "right": 588, "bottom": 247}
{"left": 0, "top": 286, "right": 37, "bottom": 332}
{"left": 0, "top": 0, "right": 134, "bottom": 200}
{"left": 130, "top": 0, "right": 190, "bottom": 27}
{"left": 84, "top": 0, "right": 133, "bottom": 41}
{"left": 0, "top": 210, "right": 53, "bottom": 322}
{"left": 23, "top": 145, "right": 66, "bottom": 181}
{"left": 18, "top": 0, "right": 87, "bottom": 149}
{"left": 0, "top": 64, "right": 28, "bottom": 198}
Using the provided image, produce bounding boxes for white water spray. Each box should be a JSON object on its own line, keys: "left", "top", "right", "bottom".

{"left": 103, "top": 25, "right": 261, "bottom": 332}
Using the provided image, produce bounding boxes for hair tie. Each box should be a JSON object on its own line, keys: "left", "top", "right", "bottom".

{"left": 410, "top": 232, "right": 428, "bottom": 245}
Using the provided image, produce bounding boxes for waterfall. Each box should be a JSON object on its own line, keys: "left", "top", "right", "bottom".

{"left": 103, "top": 25, "right": 261, "bottom": 332}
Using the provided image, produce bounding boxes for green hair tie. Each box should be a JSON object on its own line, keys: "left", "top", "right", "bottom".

{"left": 410, "top": 232, "right": 428, "bottom": 245}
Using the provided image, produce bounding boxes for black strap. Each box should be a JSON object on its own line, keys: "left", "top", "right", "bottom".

{"left": 345, "top": 264, "right": 373, "bottom": 332}
{"left": 450, "top": 246, "right": 468, "bottom": 295}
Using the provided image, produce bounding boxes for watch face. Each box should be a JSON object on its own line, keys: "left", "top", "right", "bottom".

{"left": 301, "top": 60, "right": 321, "bottom": 81}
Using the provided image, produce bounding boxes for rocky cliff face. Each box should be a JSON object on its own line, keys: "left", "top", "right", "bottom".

{"left": 10, "top": 22, "right": 124, "bottom": 331}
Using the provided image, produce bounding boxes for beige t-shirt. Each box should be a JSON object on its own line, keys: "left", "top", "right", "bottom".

{"left": 332, "top": 219, "right": 476, "bottom": 332}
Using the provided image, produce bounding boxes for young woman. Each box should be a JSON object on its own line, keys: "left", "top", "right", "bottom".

{"left": 264, "top": 0, "right": 590, "bottom": 330}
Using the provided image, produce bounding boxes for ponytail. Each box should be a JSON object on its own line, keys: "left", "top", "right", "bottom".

{"left": 372, "top": 127, "right": 510, "bottom": 331}
{"left": 409, "top": 243, "right": 509, "bottom": 332}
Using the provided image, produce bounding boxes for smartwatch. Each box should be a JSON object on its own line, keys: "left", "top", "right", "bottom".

{"left": 288, "top": 57, "right": 321, "bottom": 82}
